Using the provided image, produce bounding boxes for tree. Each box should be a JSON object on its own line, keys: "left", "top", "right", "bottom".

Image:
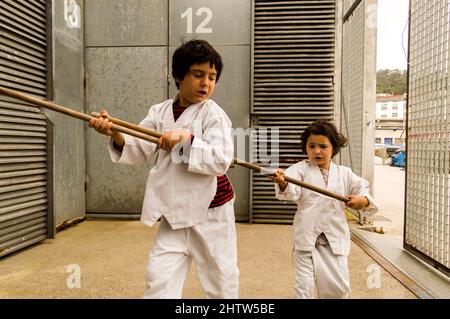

{"left": 376, "top": 69, "right": 407, "bottom": 95}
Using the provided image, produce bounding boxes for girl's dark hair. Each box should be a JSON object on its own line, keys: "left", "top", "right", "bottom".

{"left": 172, "top": 39, "right": 223, "bottom": 89}
{"left": 300, "top": 119, "right": 348, "bottom": 157}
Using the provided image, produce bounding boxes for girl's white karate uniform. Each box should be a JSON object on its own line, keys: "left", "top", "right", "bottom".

{"left": 275, "top": 160, "right": 378, "bottom": 299}
{"left": 108, "top": 96, "right": 239, "bottom": 298}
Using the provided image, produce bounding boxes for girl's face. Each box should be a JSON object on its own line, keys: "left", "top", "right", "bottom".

{"left": 306, "top": 134, "right": 333, "bottom": 170}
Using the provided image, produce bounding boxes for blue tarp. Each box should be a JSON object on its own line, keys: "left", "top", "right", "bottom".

{"left": 392, "top": 151, "right": 406, "bottom": 167}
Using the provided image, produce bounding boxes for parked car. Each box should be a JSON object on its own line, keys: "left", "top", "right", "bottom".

{"left": 386, "top": 145, "right": 404, "bottom": 157}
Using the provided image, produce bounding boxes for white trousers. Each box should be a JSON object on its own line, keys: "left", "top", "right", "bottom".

{"left": 143, "top": 200, "right": 239, "bottom": 299}
{"left": 293, "top": 234, "right": 350, "bottom": 299}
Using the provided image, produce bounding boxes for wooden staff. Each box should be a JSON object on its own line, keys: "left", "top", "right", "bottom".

{"left": 230, "top": 158, "right": 350, "bottom": 203}
{"left": 0, "top": 86, "right": 158, "bottom": 144}
{"left": 0, "top": 86, "right": 349, "bottom": 203}
{"left": 92, "top": 120, "right": 350, "bottom": 203}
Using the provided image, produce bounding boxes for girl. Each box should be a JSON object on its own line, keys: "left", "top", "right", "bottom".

{"left": 269, "top": 119, "right": 378, "bottom": 299}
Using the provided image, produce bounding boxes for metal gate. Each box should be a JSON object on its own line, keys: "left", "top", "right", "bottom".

{"left": 0, "top": 0, "right": 52, "bottom": 257}
{"left": 406, "top": 0, "right": 450, "bottom": 275}
{"left": 340, "top": 0, "right": 376, "bottom": 185}
{"left": 250, "top": 0, "right": 337, "bottom": 223}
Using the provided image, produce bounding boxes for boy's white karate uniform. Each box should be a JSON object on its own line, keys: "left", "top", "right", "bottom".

{"left": 275, "top": 160, "right": 378, "bottom": 299}
{"left": 109, "top": 97, "right": 239, "bottom": 298}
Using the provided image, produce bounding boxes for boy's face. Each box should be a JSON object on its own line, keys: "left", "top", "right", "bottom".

{"left": 306, "top": 134, "right": 333, "bottom": 170}
{"left": 178, "top": 62, "right": 217, "bottom": 106}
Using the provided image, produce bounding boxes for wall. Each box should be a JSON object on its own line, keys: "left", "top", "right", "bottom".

{"left": 84, "top": 0, "right": 168, "bottom": 216}
{"left": 168, "top": 0, "right": 251, "bottom": 221}
{"left": 374, "top": 130, "right": 405, "bottom": 144}
{"left": 83, "top": 0, "right": 251, "bottom": 220}
{"left": 48, "top": 0, "right": 86, "bottom": 225}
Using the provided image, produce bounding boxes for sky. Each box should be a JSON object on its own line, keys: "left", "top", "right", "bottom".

{"left": 376, "top": 0, "right": 409, "bottom": 70}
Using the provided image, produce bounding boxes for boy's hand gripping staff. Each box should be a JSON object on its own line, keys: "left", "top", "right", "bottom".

{"left": 0, "top": 86, "right": 349, "bottom": 203}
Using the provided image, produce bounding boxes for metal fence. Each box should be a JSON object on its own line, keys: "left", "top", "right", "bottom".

{"left": 406, "top": 0, "right": 450, "bottom": 274}
{"left": 340, "top": 0, "right": 376, "bottom": 188}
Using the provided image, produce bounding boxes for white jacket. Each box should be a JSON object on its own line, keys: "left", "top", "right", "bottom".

{"left": 109, "top": 97, "right": 233, "bottom": 229}
{"left": 275, "top": 160, "right": 378, "bottom": 256}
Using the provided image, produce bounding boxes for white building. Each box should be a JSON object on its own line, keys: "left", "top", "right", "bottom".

{"left": 375, "top": 94, "right": 406, "bottom": 146}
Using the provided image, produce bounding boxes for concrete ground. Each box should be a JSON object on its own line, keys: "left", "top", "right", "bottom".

{"left": 372, "top": 164, "right": 405, "bottom": 238}
{"left": 353, "top": 164, "right": 450, "bottom": 298}
{"left": 0, "top": 219, "right": 416, "bottom": 299}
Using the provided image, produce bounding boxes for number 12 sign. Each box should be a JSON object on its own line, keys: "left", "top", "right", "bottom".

{"left": 181, "top": 7, "right": 213, "bottom": 34}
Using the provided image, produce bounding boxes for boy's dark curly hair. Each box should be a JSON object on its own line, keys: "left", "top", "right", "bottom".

{"left": 172, "top": 39, "right": 223, "bottom": 89}
{"left": 300, "top": 119, "right": 348, "bottom": 157}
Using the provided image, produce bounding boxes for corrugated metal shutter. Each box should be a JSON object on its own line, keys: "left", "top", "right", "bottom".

{"left": 250, "top": 0, "right": 336, "bottom": 223}
{"left": 0, "top": 0, "right": 50, "bottom": 257}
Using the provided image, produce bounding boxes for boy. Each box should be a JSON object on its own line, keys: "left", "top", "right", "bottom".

{"left": 89, "top": 39, "right": 238, "bottom": 299}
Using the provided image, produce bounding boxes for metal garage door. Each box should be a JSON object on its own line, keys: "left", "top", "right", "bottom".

{"left": 0, "top": 0, "right": 52, "bottom": 257}
{"left": 250, "top": 0, "right": 336, "bottom": 223}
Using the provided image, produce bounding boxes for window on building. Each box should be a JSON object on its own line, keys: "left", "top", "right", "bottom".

{"left": 375, "top": 138, "right": 382, "bottom": 143}
{"left": 381, "top": 114, "right": 387, "bottom": 118}
{"left": 392, "top": 113, "right": 398, "bottom": 118}
{"left": 381, "top": 104, "right": 388, "bottom": 110}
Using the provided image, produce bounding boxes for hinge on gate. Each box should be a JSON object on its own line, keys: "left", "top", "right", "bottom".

{"left": 250, "top": 114, "right": 259, "bottom": 127}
